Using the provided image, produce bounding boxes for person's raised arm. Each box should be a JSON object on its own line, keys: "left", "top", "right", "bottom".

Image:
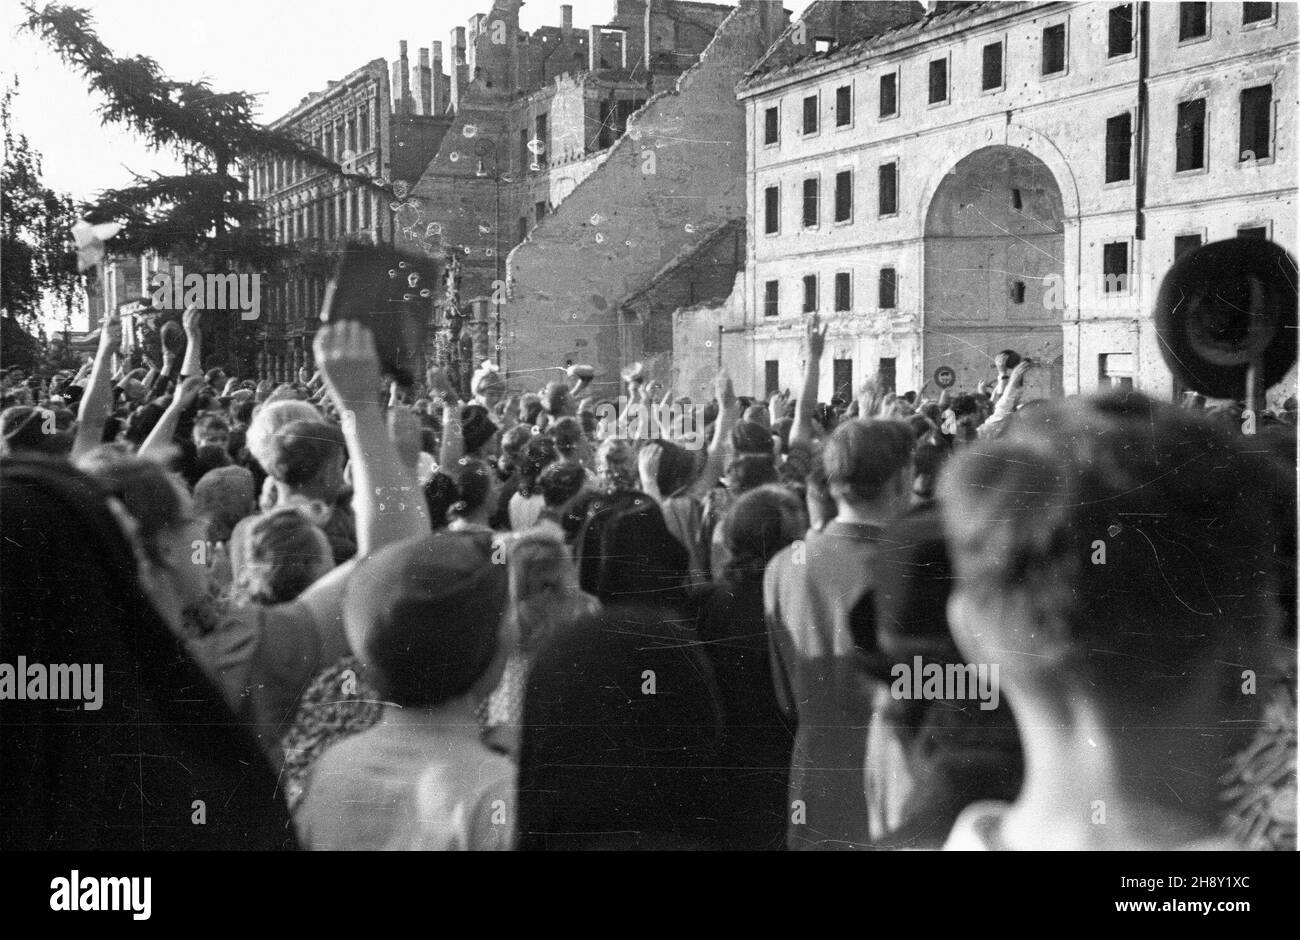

{"left": 316, "top": 321, "right": 429, "bottom": 555}
{"left": 638, "top": 442, "right": 664, "bottom": 503}
{"left": 139, "top": 376, "right": 204, "bottom": 456}
{"left": 692, "top": 369, "right": 738, "bottom": 495}
{"left": 70, "top": 308, "right": 122, "bottom": 458}
{"left": 179, "top": 303, "right": 202, "bottom": 378}
{"left": 792, "top": 312, "right": 826, "bottom": 450}
{"left": 426, "top": 366, "right": 464, "bottom": 473}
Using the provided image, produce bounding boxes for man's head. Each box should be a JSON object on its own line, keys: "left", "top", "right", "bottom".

{"left": 191, "top": 413, "right": 230, "bottom": 451}
{"left": 822, "top": 419, "right": 915, "bottom": 514}
{"left": 266, "top": 420, "right": 346, "bottom": 499}
{"left": 538, "top": 461, "right": 588, "bottom": 510}
{"left": 548, "top": 415, "right": 588, "bottom": 465}
{"left": 939, "top": 393, "right": 1286, "bottom": 809}
{"left": 343, "top": 531, "right": 509, "bottom": 708}
{"left": 204, "top": 367, "right": 228, "bottom": 390}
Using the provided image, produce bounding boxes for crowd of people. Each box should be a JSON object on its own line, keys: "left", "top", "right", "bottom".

{"left": 1, "top": 302, "right": 1295, "bottom": 851}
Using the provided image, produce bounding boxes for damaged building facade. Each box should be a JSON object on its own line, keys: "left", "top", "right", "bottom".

{"left": 249, "top": 49, "right": 453, "bottom": 380}
{"left": 720, "top": 0, "right": 1296, "bottom": 403}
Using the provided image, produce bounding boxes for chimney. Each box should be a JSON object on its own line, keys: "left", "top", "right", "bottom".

{"left": 561, "top": 4, "right": 573, "bottom": 34}
{"left": 589, "top": 25, "right": 602, "bottom": 71}
{"left": 414, "top": 47, "right": 433, "bottom": 115}
{"left": 450, "top": 26, "right": 468, "bottom": 111}
{"left": 392, "top": 41, "right": 411, "bottom": 115}
{"left": 432, "top": 41, "right": 447, "bottom": 114}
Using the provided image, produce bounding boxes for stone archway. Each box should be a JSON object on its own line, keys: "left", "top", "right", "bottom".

{"left": 923, "top": 146, "right": 1065, "bottom": 400}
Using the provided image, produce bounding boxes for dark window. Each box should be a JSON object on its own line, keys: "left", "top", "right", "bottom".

{"left": 878, "top": 162, "right": 898, "bottom": 216}
{"left": 518, "top": 217, "right": 528, "bottom": 243}
{"left": 803, "top": 178, "right": 820, "bottom": 228}
{"left": 1243, "top": 3, "right": 1274, "bottom": 25}
{"left": 834, "top": 272, "right": 851, "bottom": 311}
{"left": 1105, "top": 112, "right": 1133, "bottom": 182}
{"left": 832, "top": 359, "right": 853, "bottom": 402}
{"left": 1103, "top": 242, "right": 1129, "bottom": 293}
{"left": 802, "top": 274, "right": 818, "bottom": 313}
{"left": 1109, "top": 4, "right": 1134, "bottom": 56}
{"left": 765, "top": 361, "right": 780, "bottom": 398}
{"left": 1042, "top": 23, "right": 1066, "bottom": 75}
{"left": 764, "top": 105, "right": 779, "bottom": 144}
{"left": 1176, "top": 98, "right": 1207, "bottom": 171}
{"left": 982, "top": 41, "right": 1003, "bottom": 91}
{"left": 1240, "top": 84, "right": 1272, "bottom": 161}
{"left": 928, "top": 58, "right": 948, "bottom": 104}
{"left": 1238, "top": 225, "right": 1268, "bottom": 240}
{"left": 519, "top": 129, "right": 529, "bottom": 172}
{"left": 1174, "top": 233, "right": 1202, "bottom": 260}
{"left": 803, "top": 95, "right": 818, "bottom": 134}
{"left": 1011, "top": 187, "right": 1023, "bottom": 210}
{"left": 835, "top": 85, "right": 852, "bottom": 126}
{"left": 880, "top": 72, "right": 898, "bottom": 118}
{"left": 878, "top": 358, "right": 896, "bottom": 394}
{"left": 764, "top": 185, "right": 780, "bottom": 234}
{"left": 1010, "top": 280, "right": 1026, "bottom": 304}
{"left": 1179, "top": 3, "right": 1208, "bottom": 40}
{"left": 834, "top": 170, "right": 852, "bottom": 222}
{"left": 535, "top": 200, "right": 548, "bottom": 223}
{"left": 879, "top": 267, "right": 897, "bottom": 309}
{"left": 764, "top": 280, "right": 779, "bottom": 317}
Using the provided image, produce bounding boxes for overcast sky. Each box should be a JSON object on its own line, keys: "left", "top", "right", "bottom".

{"left": 2, "top": 0, "right": 812, "bottom": 202}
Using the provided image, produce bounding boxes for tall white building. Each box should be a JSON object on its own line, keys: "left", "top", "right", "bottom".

{"left": 731, "top": 1, "right": 1296, "bottom": 404}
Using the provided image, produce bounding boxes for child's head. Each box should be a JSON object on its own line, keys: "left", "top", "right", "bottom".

{"left": 343, "top": 531, "right": 509, "bottom": 709}
{"left": 236, "top": 506, "right": 334, "bottom": 605}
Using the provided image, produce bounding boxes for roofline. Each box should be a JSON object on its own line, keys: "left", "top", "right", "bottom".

{"left": 738, "top": 1, "right": 1051, "bottom": 100}
{"left": 270, "top": 58, "right": 388, "bottom": 129}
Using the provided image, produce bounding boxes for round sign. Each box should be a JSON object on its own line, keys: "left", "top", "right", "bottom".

{"left": 934, "top": 366, "right": 956, "bottom": 389}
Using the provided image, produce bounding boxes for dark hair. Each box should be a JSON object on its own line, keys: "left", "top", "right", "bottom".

{"left": 501, "top": 424, "right": 533, "bottom": 462}
{"left": 517, "top": 607, "right": 725, "bottom": 849}
{"left": 730, "top": 419, "right": 773, "bottom": 456}
{"left": 548, "top": 416, "right": 585, "bottom": 457}
{"left": 823, "top": 419, "right": 915, "bottom": 503}
{"left": 721, "top": 485, "right": 806, "bottom": 583}
{"left": 448, "top": 458, "right": 493, "bottom": 518}
{"left": 653, "top": 439, "right": 696, "bottom": 496}
{"left": 521, "top": 398, "right": 543, "bottom": 426}
{"left": 238, "top": 506, "right": 331, "bottom": 605}
{"left": 725, "top": 452, "right": 778, "bottom": 493}
{"left": 995, "top": 350, "right": 1022, "bottom": 370}
{"left": 940, "top": 392, "right": 1286, "bottom": 684}
{"left": 232, "top": 401, "right": 256, "bottom": 425}
{"left": 538, "top": 462, "right": 587, "bottom": 508}
{"left": 1, "top": 407, "right": 63, "bottom": 456}
{"left": 266, "top": 420, "right": 344, "bottom": 487}
{"left": 194, "top": 444, "right": 232, "bottom": 477}
{"left": 541, "top": 380, "right": 571, "bottom": 416}
{"left": 193, "top": 412, "right": 230, "bottom": 435}
{"left": 75, "top": 449, "right": 189, "bottom": 567}
{"left": 423, "top": 472, "right": 456, "bottom": 529}
{"left": 517, "top": 437, "right": 559, "bottom": 498}
{"left": 912, "top": 440, "right": 950, "bottom": 501}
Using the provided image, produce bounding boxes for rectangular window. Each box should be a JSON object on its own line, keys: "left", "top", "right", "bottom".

{"left": 1109, "top": 4, "right": 1134, "bottom": 56}
{"left": 534, "top": 113, "right": 549, "bottom": 167}
{"left": 834, "top": 271, "right": 851, "bottom": 311}
{"left": 535, "top": 200, "right": 547, "bottom": 223}
{"left": 765, "top": 361, "right": 780, "bottom": 398}
{"left": 764, "top": 185, "right": 780, "bottom": 234}
{"left": 802, "top": 95, "right": 818, "bottom": 134}
{"left": 982, "top": 41, "right": 1003, "bottom": 91}
{"left": 1176, "top": 98, "right": 1207, "bottom": 171}
{"left": 519, "top": 129, "right": 529, "bottom": 172}
{"left": 1100, "top": 353, "right": 1135, "bottom": 389}
{"left": 362, "top": 192, "right": 371, "bottom": 229}
{"left": 835, "top": 85, "right": 852, "bottom": 126}
{"left": 1105, "top": 112, "right": 1133, "bottom": 182}
{"left": 764, "top": 105, "right": 779, "bottom": 144}
{"left": 928, "top": 57, "right": 948, "bottom": 104}
{"left": 360, "top": 111, "right": 370, "bottom": 150}
{"left": 1042, "top": 23, "right": 1066, "bottom": 76}
{"left": 1174, "top": 233, "right": 1202, "bottom": 260}
{"left": 1103, "top": 241, "right": 1129, "bottom": 293}
{"left": 1243, "top": 3, "right": 1274, "bottom": 25}
{"left": 877, "top": 358, "right": 896, "bottom": 394}
{"left": 803, "top": 177, "right": 820, "bottom": 228}
{"left": 834, "top": 170, "right": 852, "bottom": 222}
{"left": 764, "top": 280, "right": 779, "bottom": 317}
{"left": 878, "top": 162, "right": 898, "bottom": 216}
{"left": 832, "top": 359, "right": 853, "bottom": 403}
{"left": 879, "top": 72, "right": 898, "bottom": 118}
{"left": 1010, "top": 280, "right": 1026, "bottom": 304}
{"left": 802, "top": 274, "right": 818, "bottom": 313}
{"left": 1179, "top": 2, "right": 1208, "bottom": 40}
{"left": 518, "top": 216, "right": 528, "bottom": 244}
{"left": 879, "top": 267, "right": 897, "bottom": 309}
{"left": 1240, "top": 84, "right": 1272, "bottom": 161}
{"left": 1238, "top": 225, "right": 1268, "bottom": 240}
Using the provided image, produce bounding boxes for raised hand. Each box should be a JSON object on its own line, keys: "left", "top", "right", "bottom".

{"left": 714, "top": 369, "right": 736, "bottom": 410}
{"left": 181, "top": 303, "right": 202, "bottom": 336}
{"left": 100, "top": 308, "right": 123, "bottom": 353}
{"left": 805, "top": 311, "right": 827, "bottom": 360}
{"left": 313, "top": 320, "right": 381, "bottom": 409}
{"left": 175, "top": 375, "right": 205, "bottom": 410}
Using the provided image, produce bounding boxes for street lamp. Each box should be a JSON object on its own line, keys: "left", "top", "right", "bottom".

{"left": 475, "top": 139, "right": 503, "bottom": 369}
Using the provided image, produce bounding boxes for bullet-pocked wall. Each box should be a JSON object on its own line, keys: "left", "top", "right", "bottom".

{"left": 499, "top": 1, "right": 788, "bottom": 397}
